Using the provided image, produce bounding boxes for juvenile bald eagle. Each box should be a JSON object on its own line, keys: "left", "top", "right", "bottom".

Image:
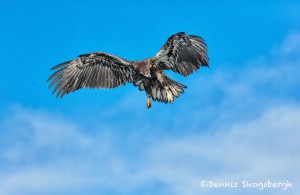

{"left": 47, "top": 32, "right": 208, "bottom": 108}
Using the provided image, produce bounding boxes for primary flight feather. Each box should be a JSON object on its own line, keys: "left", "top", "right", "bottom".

{"left": 47, "top": 32, "right": 209, "bottom": 108}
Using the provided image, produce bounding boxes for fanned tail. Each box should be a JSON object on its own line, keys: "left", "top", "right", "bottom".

{"left": 134, "top": 76, "right": 186, "bottom": 103}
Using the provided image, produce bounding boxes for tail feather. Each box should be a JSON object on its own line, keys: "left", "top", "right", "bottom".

{"left": 134, "top": 76, "right": 186, "bottom": 103}
{"left": 151, "top": 77, "right": 186, "bottom": 103}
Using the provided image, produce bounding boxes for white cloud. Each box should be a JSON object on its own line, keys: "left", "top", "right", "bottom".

{"left": 1, "top": 104, "right": 299, "bottom": 195}
{"left": 140, "top": 104, "right": 300, "bottom": 195}
{"left": 274, "top": 31, "right": 300, "bottom": 55}
{"left": 1, "top": 32, "right": 300, "bottom": 195}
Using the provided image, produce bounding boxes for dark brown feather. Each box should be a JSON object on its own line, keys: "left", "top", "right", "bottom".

{"left": 154, "top": 32, "right": 208, "bottom": 77}
{"left": 47, "top": 52, "right": 138, "bottom": 98}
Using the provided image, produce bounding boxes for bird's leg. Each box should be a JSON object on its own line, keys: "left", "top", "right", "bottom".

{"left": 154, "top": 69, "right": 174, "bottom": 103}
{"left": 144, "top": 80, "right": 152, "bottom": 109}
{"left": 146, "top": 96, "right": 152, "bottom": 109}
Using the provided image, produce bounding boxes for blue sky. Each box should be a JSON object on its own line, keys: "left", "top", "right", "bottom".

{"left": 1, "top": 0, "right": 300, "bottom": 195}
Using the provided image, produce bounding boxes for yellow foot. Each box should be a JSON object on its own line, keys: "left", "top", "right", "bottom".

{"left": 166, "top": 90, "right": 174, "bottom": 103}
{"left": 146, "top": 97, "right": 152, "bottom": 109}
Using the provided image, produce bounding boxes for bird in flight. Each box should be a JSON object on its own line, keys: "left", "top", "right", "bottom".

{"left": 47, "top": 32, "right": 208, "bottom": 108}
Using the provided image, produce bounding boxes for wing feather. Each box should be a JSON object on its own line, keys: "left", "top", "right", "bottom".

{"left": 104, "top": 67, "right": 109, "bottom": 88}
{"left": 154, "top": 32, "right": 208, "bottom": 77}
{"left": 47, "top": 52, "right": 137, "bottom": 98}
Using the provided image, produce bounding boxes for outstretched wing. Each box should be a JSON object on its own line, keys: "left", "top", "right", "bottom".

{"left": 153, "top": 32, "right": 208, "bottom": 76}
{"left": 47, "top": 52, "right": 137, "bottom": 98}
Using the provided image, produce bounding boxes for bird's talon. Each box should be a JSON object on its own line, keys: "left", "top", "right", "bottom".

{"left": 146, "top": 98, "right": 152, "bottom": 109}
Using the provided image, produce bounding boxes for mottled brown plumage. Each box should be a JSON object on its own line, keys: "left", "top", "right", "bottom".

{"left": 47, "top": 32, "right": 209, "bottom": 108}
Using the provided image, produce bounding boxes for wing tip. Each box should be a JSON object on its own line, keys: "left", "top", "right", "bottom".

{"left": 50, "top": 60, "right": 72, "bottom": 70}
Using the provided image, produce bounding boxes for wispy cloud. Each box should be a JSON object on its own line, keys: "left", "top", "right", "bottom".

{"left": 1, "top": 32, "right": 300, "bottom": 195}
{"left": 1, "top": 105, "right": 299, "bottom": 195}
{"left": 140, "top": 104, "right": 300, "bottom": 195}
{"left": 273, "top": 31, "right": 300, "bottom": 55}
